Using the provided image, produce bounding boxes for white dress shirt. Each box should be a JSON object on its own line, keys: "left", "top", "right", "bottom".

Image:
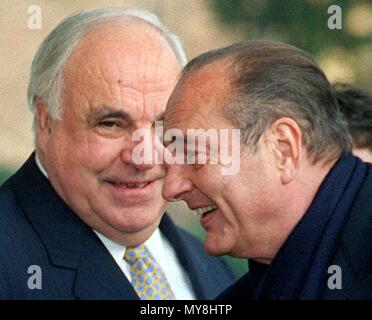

{"left": 34, "top": 153, "right": 196, "bottom": 299}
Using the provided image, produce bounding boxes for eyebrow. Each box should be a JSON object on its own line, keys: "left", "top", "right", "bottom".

{"left": 88, "top": 106, "right": 133, "bottom": 123}
{"left": 88, "top": 106, "right": 166, "bottom": 123}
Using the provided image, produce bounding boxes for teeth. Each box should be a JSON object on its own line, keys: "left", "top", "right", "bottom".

{"left": 195, "top": 205, "right": 218, "bottom": 217}
{"left": 126, "top": 183, "right": 146, "bottom": 188}
{"left": 114, "top": 182, "right": 148, "bottom": 188}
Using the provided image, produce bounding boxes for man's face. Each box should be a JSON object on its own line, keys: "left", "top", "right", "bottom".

{"left": 162, "top": 63, "right": 281, "bottom": 260}
{"left": 38, "top": 22, "right": 181, "bottom": 245}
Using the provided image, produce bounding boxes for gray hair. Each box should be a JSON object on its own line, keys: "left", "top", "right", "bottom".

{"left": 181, "top": 41, "right": 351, "bottom": 163}
{"left": 27, "top": 7, "right": 187, "bottom": 133}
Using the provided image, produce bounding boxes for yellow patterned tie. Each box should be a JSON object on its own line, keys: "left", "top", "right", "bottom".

{"left": 124, "top": 245, "right": 176, "bottom": 300}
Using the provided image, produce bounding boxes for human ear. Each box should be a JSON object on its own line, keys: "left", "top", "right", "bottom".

{"left": 268, "top": 117, "right": 302, "bottom": 184}
{"left": 36, "top": 99, "right": 53, "bottom": 152}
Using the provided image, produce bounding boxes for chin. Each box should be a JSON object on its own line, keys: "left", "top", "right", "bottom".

{"left": 204, "top": 238, "right": 233, "bottom": 257}
{"left": 98, "top": 208, "right": 162, "bottom": 232}
{"left": 120, "top": 215, "right": 162, "bottom": 231}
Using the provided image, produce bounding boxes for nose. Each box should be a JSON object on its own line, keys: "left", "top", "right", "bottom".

{"left": 121, "top": 148, "right": 156, "bottom": 171}
{"left": 121, "top": 128, "right": 160, "bottom": 171}
{"left": 162, "top": 164, "right": 194, "bottom": 202}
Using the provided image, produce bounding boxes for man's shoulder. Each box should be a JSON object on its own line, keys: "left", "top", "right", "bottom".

{"left": 0, "top": 161, "right": 54, "bottom": 259}
{"left": 0, "top": 172, "right": 45, "bottom": 258}
{"left": 326, "top": 162, "right": 372, "bottom": 299}
{"left": 346, "top": 161, "right": 372, "bottom": 225}
{"left": 0, "top": 177, "right": 43, "bottom": 298}
{"left": 0, "top": 179, "right": 25, "bottom": 232}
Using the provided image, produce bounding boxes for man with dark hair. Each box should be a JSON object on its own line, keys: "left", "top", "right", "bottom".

{"left": 162, "top": 40, "right": 372, "bottom": 299}
{"left": 333, "top": 83, "right": 372, "bottom": 163}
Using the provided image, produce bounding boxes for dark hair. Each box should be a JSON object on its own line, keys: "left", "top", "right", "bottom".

{"left": 182, "top": 40, "right": 351, "bottom": 163}
{"left": 333, "top": 83, "right": 372, "bottom": 151}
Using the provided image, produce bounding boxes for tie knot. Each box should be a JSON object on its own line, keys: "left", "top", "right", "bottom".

{"left": 124, "top": 245, "right": 147, "bottom": 263}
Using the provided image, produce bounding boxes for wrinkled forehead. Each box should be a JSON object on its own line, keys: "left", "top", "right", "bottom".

{"left": 164, "top": 59, "right": 233, "bottom": 130}
{"left": 62, "top": 20, "right": 181, "bottom": 92}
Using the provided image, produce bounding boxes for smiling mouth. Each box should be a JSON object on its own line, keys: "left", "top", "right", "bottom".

{"left": 195, "top": 205, "right": 218, "bottom": 218}
{"left": 108, "top": 181, "right": 153, "bottom": 189}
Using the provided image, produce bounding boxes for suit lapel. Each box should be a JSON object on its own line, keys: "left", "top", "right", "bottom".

{"left": 10, "top": 154, "right": 138, "bottom": 300}
{"left": 72, "top": 230, "right": 138, "bottom": 300}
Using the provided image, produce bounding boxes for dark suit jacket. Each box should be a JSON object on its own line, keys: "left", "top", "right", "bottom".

{"left": 218, "top": 154, "right": 372, "bottom": 300}
{"left": 0, "top": 154, "right": 235, "bottom": 299}
{"left": 323, "top": 160, "right": 372, "bottom": 299}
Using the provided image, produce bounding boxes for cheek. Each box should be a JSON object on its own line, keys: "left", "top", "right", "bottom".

{"left": 48, "top": 128, "right": 125, "bottom": 174}
{"left": 217, "top": 178, "right": 248, "bottom": 224}
{"left": 197, "top": 168, "right": 241, "bottom": 220}
{"left": 81, "top": 138, "right": 122, "bottom": 171}
{"left": 203, "top": 167, "right": 235, "bottom": 199}
{"left": 197, "top": 165, "right": 225, "bottom": 189}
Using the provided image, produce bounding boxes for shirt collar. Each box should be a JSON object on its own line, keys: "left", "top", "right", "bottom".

{"left": 94, "top": 228, "right": 163, "bottom": 260}
{"left": 35, "top": 153, "right": 48, "bottom": 178}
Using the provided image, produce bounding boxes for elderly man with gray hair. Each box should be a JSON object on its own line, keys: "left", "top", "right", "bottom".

{"left": 0, "top": 7, "right": 235, "bottom": 299}
{"left": 162, "top": 41, "right": 372, "bottom": 299}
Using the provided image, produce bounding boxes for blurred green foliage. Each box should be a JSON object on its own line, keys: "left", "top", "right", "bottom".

{"left": 223, "top": 255, "right": 247, "bottom": 277}
{"left": 209, "top": 0, "right": 372, "bottom": 89}
{"left": 0, "top": 167, "right": 13, "bottom": 185}
{"left": 210, "top": 0, "right": 371, "bottom": 54}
